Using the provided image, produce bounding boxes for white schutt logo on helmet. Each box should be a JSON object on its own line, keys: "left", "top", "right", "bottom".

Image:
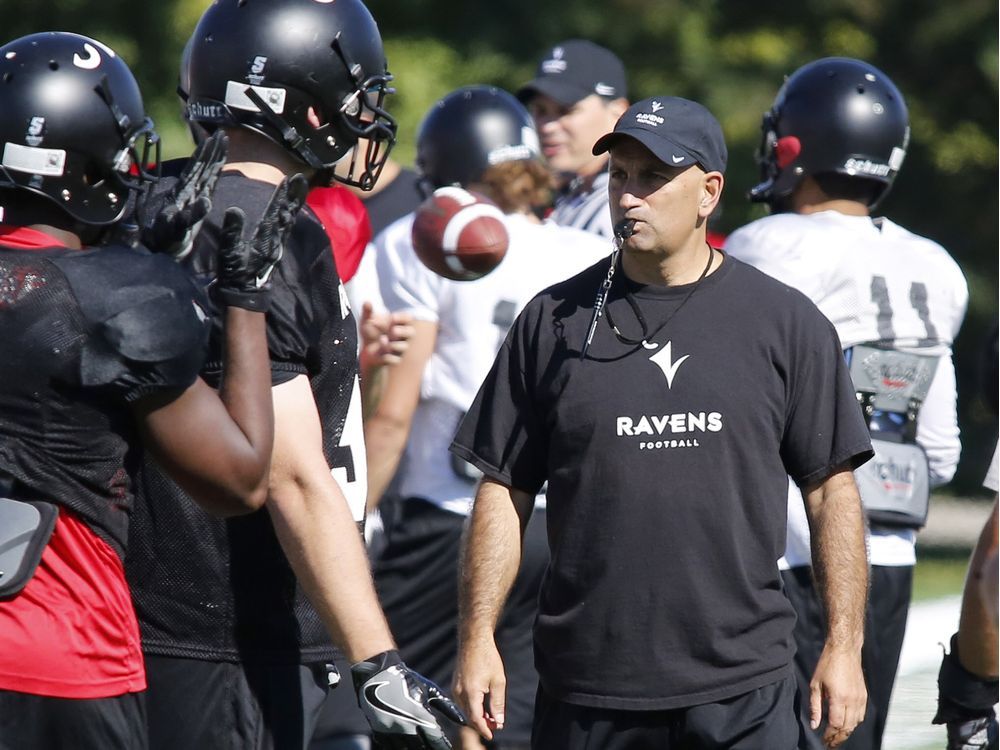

{"left": 248, "top": 56, "right": 268, "bottom": 85}
{"left": 25, "top": 117, "right": 45, "bottom": 147}
{"left": 843, "top": 158, "right": 892, "bottom": 177}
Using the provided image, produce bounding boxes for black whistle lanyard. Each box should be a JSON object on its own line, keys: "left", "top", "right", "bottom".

{"left": 580, "top": 242, "right": 715, "bottom": 360}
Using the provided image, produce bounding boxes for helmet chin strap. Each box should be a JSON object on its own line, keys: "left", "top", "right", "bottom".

{"left": 242, "top": 86, "right": 324, "bottom": 170}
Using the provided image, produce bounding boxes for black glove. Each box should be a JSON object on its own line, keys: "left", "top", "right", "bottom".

{"left": 352, "top": 650, "right": 467, "bottom": 750}
{"left": 214, "top": 173, "right": 308, "bottom": 312}
{"left": 141, "top": 131, "right": 228, "bottom": 259}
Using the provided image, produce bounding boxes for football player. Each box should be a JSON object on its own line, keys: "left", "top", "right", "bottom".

{"left": 0, "top": 31, "right": 292, "bottom": 749}
{"left": 726, "top": 57, "right": 969, "bottom": 749}
{"left": 123, "top": 2, "right": 464, "bottom": 749}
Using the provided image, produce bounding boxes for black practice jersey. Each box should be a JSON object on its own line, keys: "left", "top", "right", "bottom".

{"left": 0, "top": 240, "right": 208, "bottom": 555}
{"left": 452, "top": 253, "right": 873, "bottom": 710}
{"left": 127, "top": 172, "right": 361, "bottom": 664}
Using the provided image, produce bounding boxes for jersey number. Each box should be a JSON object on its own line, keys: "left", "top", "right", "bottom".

{"left": 870, "top": 276, "right": 939, "bottom": 345}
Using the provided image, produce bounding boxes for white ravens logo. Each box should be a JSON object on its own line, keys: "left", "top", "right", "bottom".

{"left": 648, "top": 341, "right": 689, "bottom": 389}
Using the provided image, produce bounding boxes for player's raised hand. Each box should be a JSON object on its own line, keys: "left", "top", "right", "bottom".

{"left": 215, "top": 173, "right": 308, "bottom": 312}
{"left": 359, "top": 302, "right": 415, "bottom": 370}
{"left": 142, "top": 131, "right": 228, "bottom": 259}
{"left": 352, "top": 649, "right": 467, "bottom": 749}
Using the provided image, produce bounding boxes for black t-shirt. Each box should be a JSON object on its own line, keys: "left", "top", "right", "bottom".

{"left": 0, "top": 240, "right": 207, "bottom": 555}
{"left": 127, "top": 172, "right": 361, "bottom": 664}
{"left": 451, "top": 253, "right": 873, "bottom": 710}
{"left": 363, "top": 167, "right": 423, "bottom": 237}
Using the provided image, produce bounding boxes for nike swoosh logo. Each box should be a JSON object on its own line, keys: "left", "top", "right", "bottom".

{"left": 649, "top": 341, "right": 690, "bottom": 389}
{"left": 671, "top": 155, "right": 685, "bottom": 163}
{"left": 363, "top": 680, "right": 435, "bottom": 729}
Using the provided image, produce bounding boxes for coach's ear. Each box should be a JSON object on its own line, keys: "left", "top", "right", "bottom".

{"left": 698, "top": 171, "right": 724, "bottom": 220}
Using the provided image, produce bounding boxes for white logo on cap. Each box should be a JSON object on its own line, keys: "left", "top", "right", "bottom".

{"left": 541, "top": 46, "right": 568, "bottom": 73}
{"left": 651, "top": 101, "right": 664, "bottom": 113}
{"left": 671, "top": 155, "right": 686, "bottom": 163}
{"left": 595, "top": 82, "right": 616, "bottom": 96}
{"left": 636, "top": 112, "right": 665, "bottom": 127}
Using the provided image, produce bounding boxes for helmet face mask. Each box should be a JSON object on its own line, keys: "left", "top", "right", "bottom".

{"left": 185, "top": 0, "right": 397, "bottom": 190}
{"left": 750, "top": 57, "right": 910, "bottom": 210}
{"left": 416, "top": 85, "right": 543, "bottom": 193}
{"left": 0, "top": 32, "right": 160, "bottom": 226}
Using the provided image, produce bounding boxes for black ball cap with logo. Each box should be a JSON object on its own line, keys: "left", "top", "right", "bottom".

{"left": 517, "top": 39, "right": 627, "bottom": 106}
{"left": 593, "top": 96, "right": 728, "bottom": 175}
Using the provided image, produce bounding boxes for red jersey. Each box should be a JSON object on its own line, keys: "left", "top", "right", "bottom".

{"left": 306, "top": 185, "right": 372, "bottom": 283}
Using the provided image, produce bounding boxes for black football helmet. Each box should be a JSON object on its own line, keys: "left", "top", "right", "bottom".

{"left": 416, "top": 85, "right": 542, "bottom": 191}
{"left": 750, "top": 57, "right": 909, "bottom": 208}
{"left": 185, "top": 0, "right": 396, "bottom": 190}
{"left": 0, "top": 32, "right": 160, "bottom": 226}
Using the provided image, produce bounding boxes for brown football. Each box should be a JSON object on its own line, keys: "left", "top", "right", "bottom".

{"left": 410, "top": 187, "right": 509, "bottom": 281}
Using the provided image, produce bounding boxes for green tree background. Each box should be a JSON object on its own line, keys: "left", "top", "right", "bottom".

{"left": 3, "top": 0, "right": 996, "bottom": 491}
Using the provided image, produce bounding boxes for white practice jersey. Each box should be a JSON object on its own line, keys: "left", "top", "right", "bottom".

{"left": 376, "top": 212, "right": 611, "bottom": 515}
{"left": 551, "top": 170, "right": 614, "bottom": 239}
{"left": 727, "top": 210, "right": 968, "bottom": 568}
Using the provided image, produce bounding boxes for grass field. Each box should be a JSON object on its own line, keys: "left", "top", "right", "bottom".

{"left": 912, "top": 549, "right": 970, "bottom": 602}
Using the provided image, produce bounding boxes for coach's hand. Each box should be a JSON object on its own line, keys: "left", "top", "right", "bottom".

{"left": 810, "top": 643, "right": 868, "bottom": 748}
{"left": 143, "top": 131, "right": 228, "bottom": 259}
{"left": 352, "top": 649, "right": 467, "bottom": 749}
{"left": 215, "top": 173, "right": 307, "bottom": 312}
{"left": 453, "top": 634, "right": 507, "bottom": 742}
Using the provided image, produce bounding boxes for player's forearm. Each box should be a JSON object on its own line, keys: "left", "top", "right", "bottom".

{"left": 267, "top": 465, "right": 395, "bottom": 662}
{"left": 359, "top": 361, "right": 387, "bottom": 420}
{"left": 459, "top": 479, "right": 532, "bottom": 647}
{"left": 363, "top": 413, "right": 410, "bottom": 510}
{"left": 215, "top": 307, "right": 275, "bottom": 499}
{"left": 805, "top": 467, "right": 869, "bottom": 651}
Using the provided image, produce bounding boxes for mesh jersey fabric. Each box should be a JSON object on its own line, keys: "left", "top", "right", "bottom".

{"left": 127, "top": 172, "right": 364, "bottom": 664}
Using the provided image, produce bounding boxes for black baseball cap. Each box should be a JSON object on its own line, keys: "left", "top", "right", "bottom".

{"left": 517, "top": 40, "right": 627, "bottom": 107}
{"left": 593, "top": 96, "right": 727, "bottom": 174}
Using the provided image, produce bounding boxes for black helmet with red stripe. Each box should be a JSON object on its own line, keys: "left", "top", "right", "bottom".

{"left": 750, "top": 57, "right": 909, "bottom": 209}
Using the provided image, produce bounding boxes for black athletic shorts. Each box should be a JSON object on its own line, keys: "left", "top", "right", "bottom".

{"left": 0, "top": 689, "right": 146, "bottom": 750}
{"left": 532, "top": 675, "right": 801, "bottom": 750}
{"left": 782, "top": 563, "right": 912, "bottom": 750}
{"left": 144, "top": 655, "right": 332, "bottom": 750}
{"left": 366, "top": 498, "right": 548, "bottom": 745}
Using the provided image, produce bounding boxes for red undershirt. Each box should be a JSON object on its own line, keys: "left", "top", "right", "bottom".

{"left": 0, "top": 225, "right": 145, "bottom": 698}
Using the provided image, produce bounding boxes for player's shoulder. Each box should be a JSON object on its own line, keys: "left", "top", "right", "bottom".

{"left": 375, "top": 211, "right": 417, "bottom": 252}
{"left": 876, "top": 217, "right": 966, "bottom": 281}
{"left": 724, "top": 253, "right": 831, "bottom": 320}
{"left": 726, "top": 212, "right": 836, "bottom": 258}
{"left": 58, "top": 244, "right": 209, "bottom": 367}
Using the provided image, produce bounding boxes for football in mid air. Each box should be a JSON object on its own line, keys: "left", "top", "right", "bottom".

{"left": 411, "top": 187, "right": 509, "bottom": 282}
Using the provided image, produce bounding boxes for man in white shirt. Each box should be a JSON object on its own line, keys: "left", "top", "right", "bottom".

{"left": 517, "top": 40, "right": 628, "bottom": 239}
{"left": 727, "top": 57, "right": 969, "bottom": 749}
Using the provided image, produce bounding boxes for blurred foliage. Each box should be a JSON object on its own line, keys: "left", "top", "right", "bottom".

{"left": 2, "top": 0, "right": 996, "bottom": 489}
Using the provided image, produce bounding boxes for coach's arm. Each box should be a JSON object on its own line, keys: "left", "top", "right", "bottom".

{"left": 802, "top": 464, "right": 870, "bottom": 748}
{"left": 454, "top": 477, "right": 535, "bottom": 741}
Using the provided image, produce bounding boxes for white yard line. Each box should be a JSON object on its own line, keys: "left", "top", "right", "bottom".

{"left": 884, "top": 595, "right": 962, "bottom": 750}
